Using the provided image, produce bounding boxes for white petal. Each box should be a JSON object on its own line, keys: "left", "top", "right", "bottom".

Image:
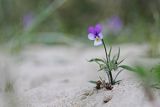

{"left": 94, "top": 39, "right": 102, "bottom": 46}
{"left": 88, "top": 33, "right": 95, "bottom": 40}
{"left": 98, "top": 33, "right": 103, "bottom": 39}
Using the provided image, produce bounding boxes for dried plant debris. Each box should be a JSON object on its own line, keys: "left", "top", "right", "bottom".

{"left": 95, "top": 80, "right": 113, "bottom": 90}
{"left": 103, "top": 95, "right": 112, "bottom": 103}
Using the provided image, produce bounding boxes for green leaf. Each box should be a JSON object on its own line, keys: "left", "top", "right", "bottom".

{"left": 116, "top": 47, "right": 120, "bottom": 62}
{"left": 113, "top": 80, "right": 122, "bottom": 84}
{"left": 151, "top": 83, "right": 160, "bottom": 89}
{"left": 134, "top": 66, "right": 147, "bottom": 77}
{"left": 98, "top": 76, "right": 103, "bottom": 81}
{"left": 114, "top": 69, "right": 123, "bottom": 82}
{"left": 89, "top": 80, "right": 97, "bottom": 84}
{"left": 120, "top": 65, "right": 147, "bottom": 77}
{"left": 112, "top": 55, "right": 117, "bottom": 61}
{"left": 108, "top": 46, "right": 112, "bottom": 61}
{"left": 104, "top": 70, "right": 111, "bottom": 83}
{"left": 98, "top": 64, "right": 106, "bottom": 71}
{"left": 119, "top": 65, "right": 135, "bottom": 72}
{"left": 117, "top": 58, "right": 125, "bottom": 65}
{"left": 152, "top": 86, "right": 160, "bottom": 89}
{"left": 88, "top": 58, "right": 105, "bottom": 64}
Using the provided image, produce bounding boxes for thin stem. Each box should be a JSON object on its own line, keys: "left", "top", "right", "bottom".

{"left": 102, "top": 39, "right": 114, "bottom": 85}
{"left": 102, "top": 39, "right": 109, "bottom": 62}
{"left": 106, "top": 70, "right": 111, "bottom": 83}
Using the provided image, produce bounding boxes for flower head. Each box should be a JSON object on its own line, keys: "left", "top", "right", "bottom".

{"left": 22, "top": 12, "right": 34, "bottom": 29}
{"left": 88, "top": 24, "right": 103, "bottom": 46}
{"left": 107, "top": 16, "right": 123, "bottom": 33}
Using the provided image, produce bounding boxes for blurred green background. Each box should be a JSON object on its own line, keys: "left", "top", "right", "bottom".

{"left": 0, "top": 0, "right": 160, "bottom": 55}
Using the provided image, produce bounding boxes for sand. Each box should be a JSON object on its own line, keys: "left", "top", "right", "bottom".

{"left": 0, "top": 44, "right": 160, "bottom": 107}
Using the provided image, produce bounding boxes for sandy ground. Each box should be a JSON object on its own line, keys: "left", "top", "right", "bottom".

{"left": 0, "top": 44, "right": 160, "bottom": 107}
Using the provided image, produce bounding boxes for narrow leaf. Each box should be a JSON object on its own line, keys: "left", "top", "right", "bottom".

{"left": 98, "top": 65, "right": 106, "bottom": 71}
{"left": 98, "top": 76, "right": 103, "bottom": 81}
{"left": 113, "top": 80, "right": 122, "bottom": 84}
{"left": 108, "top": 46, "right": 112, "bottom": 61}
{"left": 105, "top": 70, "right": 111, "bottom": 83}
{"left": 114, "top": 69, "right": 123, "bottom": 82}
{"left": 119, "top": 65, "right": 135, "bottom": 72}
{"left": 116, "top": 47, "right": 120, "bottom": 61}
{"left": 89, "top": 80, "right": 97, "bottom": 84}
{"left": 117, "top": 58, "right": 125, "bottom": 65}
{"left": 88, "top": 58, "right": 105, "bottom": 64}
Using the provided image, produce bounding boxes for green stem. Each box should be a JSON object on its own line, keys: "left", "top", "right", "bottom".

{"left": 102, "top": 39, "right": 114, "bottom": 85}
{"left": 102, "top": 39, "right": 108, "bottom": 62}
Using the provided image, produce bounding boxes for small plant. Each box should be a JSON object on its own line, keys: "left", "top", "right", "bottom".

{"left": 127, "top": 64, "right": 160, "bottom": 107}
{"left": 5, "top": 81, "right": 14, "bottom": 93}
{"left": 131, "top": 64, "right": 160, "bottom": 89}
{"left": 87, "top": 24, "right": 131, "bottom": 89}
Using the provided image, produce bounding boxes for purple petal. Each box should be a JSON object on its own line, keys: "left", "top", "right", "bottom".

{"left": 98, "top": 33, "right": 103, "bottom": 39}
{"left": 88, "top": 33, "right": 95, "bottom": 40}
{"left": 95, "top": 24, "right": 102, "bottom": 34}
{"left": 88, "top": 26, "right": 95, "bottom": 34}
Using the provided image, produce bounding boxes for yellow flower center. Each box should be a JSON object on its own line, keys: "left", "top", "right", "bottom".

{"left": 95, "top": 37, "right": 100, "bottom": 41}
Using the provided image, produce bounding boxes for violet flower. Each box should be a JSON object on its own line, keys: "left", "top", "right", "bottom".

{"left": 22, "top": 12, "right": 34, "bottom": 29}
{"left": 107, "top": 16, "right": 123, "bottom": 33}
{"left": 88, "top": 24, "right": 103, "bottom": 46}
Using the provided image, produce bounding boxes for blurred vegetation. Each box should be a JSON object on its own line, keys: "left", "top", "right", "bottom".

{"left": 0, "top": 0, "right": 159, "bottom": 55}
{"left": 131, "top": 64, "right": 160, "bottom": 87}
{"left": 129, "top": 64, "right": 160, "bottom": 106}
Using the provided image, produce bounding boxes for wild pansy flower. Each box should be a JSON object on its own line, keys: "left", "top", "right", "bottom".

{"left": 88, "top": 23, "right": 132, "bottom": 87}
{"left": 88, "top": 24, "right": 103, "bottom": 46}
{"left": 107, "top": 16, "right": 123, "bottom": 33}
{"left": 22, "top": 12, "right": 34, "bottom": 29}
